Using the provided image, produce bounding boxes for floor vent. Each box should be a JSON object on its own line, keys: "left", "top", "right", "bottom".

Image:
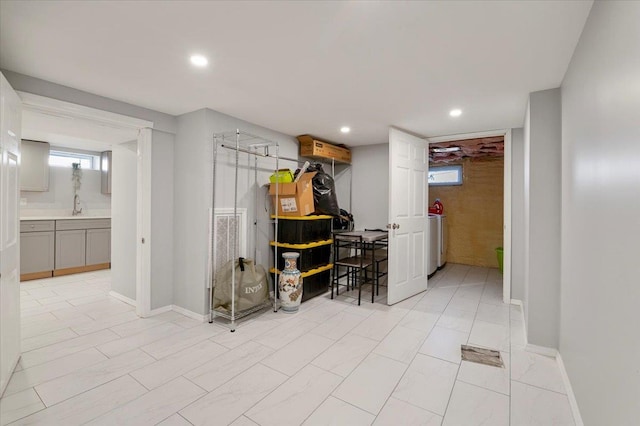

{"left": 461, "top": 345, "right": 504, "bottom": 368}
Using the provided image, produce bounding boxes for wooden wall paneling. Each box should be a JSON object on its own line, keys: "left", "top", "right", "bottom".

{"left": 430, "top": 157, "right": 504, "bottom": 268}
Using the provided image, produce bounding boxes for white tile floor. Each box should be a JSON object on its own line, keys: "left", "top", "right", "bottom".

{"left": 0, "top": 264, "right": 577, "bottom": 425}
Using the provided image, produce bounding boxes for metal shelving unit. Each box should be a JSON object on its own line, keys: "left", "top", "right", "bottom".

{"left": 208, "top": 129, "right": 300, "bottom": 331}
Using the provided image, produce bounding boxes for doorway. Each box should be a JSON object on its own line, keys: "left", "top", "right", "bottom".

{"left": 427, "top": 130, "right": 512, "bottom": 304}
{"left": 18, "top": 92, "right": 154, "bottom": 316}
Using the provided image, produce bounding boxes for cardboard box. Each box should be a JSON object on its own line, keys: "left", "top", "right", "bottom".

{"left": 269, "top": 172, "right": 316, "bottom": 216}
{"left": 297, "top": 135, "right": 351, "bottom": 164}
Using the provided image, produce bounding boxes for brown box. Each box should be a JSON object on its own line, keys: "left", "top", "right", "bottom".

{"left": 297, "top": 135, "right": 351, "bottom": 164}
{"left": 269, "top": 172, "right": 316, "bottom": 216}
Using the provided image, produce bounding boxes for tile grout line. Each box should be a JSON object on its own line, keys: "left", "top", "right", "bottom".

{"left": 5, "top": 386, "right": 49, "bottom": 424}
{"left": 510, "top": 379, "right": 570, "bottom": 397}
{"left": 369, "top": 276, "right": 468, "bottom": 421}
{"left": 243, "top": 300, "right": 412, "bottom": 424}
{"left": 440, "top": 274, "right": 493, "bottom": 421}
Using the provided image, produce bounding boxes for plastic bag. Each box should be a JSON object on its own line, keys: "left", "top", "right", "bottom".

{"left": 213, "top": 257, "right": 270, "bottom": 312}
{"left": 333, "top": 209, "right": 354, "bottom": 231}
{"left": 297, "top": 163, "right": 340, "bottom": 216}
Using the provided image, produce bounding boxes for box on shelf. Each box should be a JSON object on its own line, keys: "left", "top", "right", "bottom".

{"left": 271, "top": 264, "right": 332, "bottom": 302}
{"left": 271, "top": 239, "right": 332, "bottom": 272}
{"left": 271, "top": 215, "right": 333, "bottom": 243}
{"left": 297, "top": 135, "right": 351, "bottom": 164}
{"left": 269, "top": 172, "right": 316, "bottom": 217}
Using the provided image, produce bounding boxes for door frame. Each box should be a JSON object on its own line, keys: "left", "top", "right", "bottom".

{"left": 18, "top": 92, "right": 155, "bottom": 316}
{"left": 427, "top": 128, "right": 512, "bottom": 304}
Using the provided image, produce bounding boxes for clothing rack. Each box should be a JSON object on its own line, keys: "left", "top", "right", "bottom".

{"left": 208, "top": 130, "right": 285, "bottom": 331}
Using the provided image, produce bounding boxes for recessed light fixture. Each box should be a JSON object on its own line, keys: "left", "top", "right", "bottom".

{"left": 340, "top": 126, "right": 351, "bottom": 134}
{"left": 190, "top": 55, "right": 208, "bottom": 67}
{"left": 449, "top": 108, "right": 462, "bottom": 117}
{"left": 432, "top": 146, "right": 461, "bottom": 153}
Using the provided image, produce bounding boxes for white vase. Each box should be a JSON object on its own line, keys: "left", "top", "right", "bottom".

{"left": 278, "top": 252, "right": 303, "bottom": 313}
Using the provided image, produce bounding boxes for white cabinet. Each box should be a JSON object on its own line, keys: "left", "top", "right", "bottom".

{"left": 20, "top": 140, "right": 50, "bottom": 191}
{"left": 20, "top": 220, "right": 55, "bottom": 279}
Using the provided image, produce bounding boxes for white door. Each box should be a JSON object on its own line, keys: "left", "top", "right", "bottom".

{"left": 387, "top": 127, "right": 429, "bottom": 304}
{"left": 0, "top": 72, "right": 22, "bottom": 395}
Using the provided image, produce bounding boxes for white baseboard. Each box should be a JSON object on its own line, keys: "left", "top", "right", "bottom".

{"left": 510, "top": 298, "right": 523, "bottom": 306}
{"left": 0, "top": 354, "right": 21, "bottom": 397}
{"left": 108, "top": 290, "right": 136, "bottom": 307}
{"left": 525, "top": 343, "right": 558, "bottom": 358}
{"left": 147, "top": 305, "right": 173, "bottom": 317}
{"left": 556, "top": 352, "right": 584, "bottom": 426}
{"left": 171, "top": 304, "right": 207, "bottom": 322}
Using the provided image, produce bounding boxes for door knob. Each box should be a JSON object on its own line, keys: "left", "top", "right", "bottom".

{"left": 393, "top": 223, "right": 400, "bottom": 230}
{"left": 386, "top": 224, "right": 392, "bottom": 229}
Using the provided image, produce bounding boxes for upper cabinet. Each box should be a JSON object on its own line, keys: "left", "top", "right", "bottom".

{"left": 20, "top": 140, "right": 50, "bottom": 191}
{"left": 101, "top": 151, "right": 112, "bottom": 194}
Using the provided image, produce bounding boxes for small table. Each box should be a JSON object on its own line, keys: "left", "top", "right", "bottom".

{"left": 332, "top": 230, "right": 388, "bottom": 304}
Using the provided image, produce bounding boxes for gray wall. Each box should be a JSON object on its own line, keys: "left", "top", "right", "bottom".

{"left": 560, "top": 2, "right": 640, "bottom": 424}
{"left": 150, "top": 130, "right": 174, "bottom": 309}
{"left": 523, "top": 88, "right": 561, "bottom": 348}
{"left": 510, "top": 128, "right": 525, "bottom": 301}
{"left": 110, "top": 141, "right": 137, "bottom": 301}
{"left": 21, "top": 166, "right": 111, "bottom": 212}
{"left": 172, "top": 108, "right": 299, "bottom": 315}
{"left": 2, "top": 70, "right": 176, "bottom": 134}
{"left": 351, "top": 143, "right": 389, "bottom": 230}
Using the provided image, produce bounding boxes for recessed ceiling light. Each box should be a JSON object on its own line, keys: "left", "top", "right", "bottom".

{"left": 190, "top": 55, "right": 208, "bottom": 67}
{"left": 340, "top": 126, "right": 351, "bottom": 134}
{"left": 449, "top": 109, "right": 462, "bottom": 117}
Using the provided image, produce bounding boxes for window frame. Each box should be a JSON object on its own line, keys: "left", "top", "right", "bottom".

{"left": 428, "top": 164, "right": 463, "bottom": 186}
{"left": 48, "top": 148, "right": 101, "bottom": 171}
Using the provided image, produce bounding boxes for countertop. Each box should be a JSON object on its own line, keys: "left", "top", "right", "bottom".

{"left": 20, "top": 216, "right": 111, "bottom": 221}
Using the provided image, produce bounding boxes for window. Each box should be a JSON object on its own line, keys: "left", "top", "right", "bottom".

{"left": 49, "top": 150, "right": 101, "bottom": 170}
{"left": 428, "top": 165, "right": 463, "bottom": 186}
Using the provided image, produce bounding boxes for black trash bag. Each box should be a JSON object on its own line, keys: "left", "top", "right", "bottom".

{"left": 333, "top": 209, "right": 354, "bottom": 231}
{"left": 296, "top": 163, "right": 341, "bottom": 216}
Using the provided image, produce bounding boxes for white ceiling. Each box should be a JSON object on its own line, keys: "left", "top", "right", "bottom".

{"left": 21, "top": 110, "right": 138, "bottom": 152}
{"left": 0, "top": 1, "right": 592, "bottom": 146}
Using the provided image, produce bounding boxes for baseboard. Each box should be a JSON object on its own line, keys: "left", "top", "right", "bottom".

{"left": 556, "top": 352, "right": 584, "bottom": 426}
{"left": 147, "top": 305, "right": 173, "bottom": 316}
{"left": 510, "top": 298, "right": 523, "bottom": 306}
{"left": 525, "top": 343, "right": 558, "bottom": 357}
{"left": 108, "top": 290, "right": 136, "bottom": 307}
{"left": 171, "top": 304, "right": 207, "bottom": 322}
{"left": 0, "top": 354, "right": 21, "bottom": 397}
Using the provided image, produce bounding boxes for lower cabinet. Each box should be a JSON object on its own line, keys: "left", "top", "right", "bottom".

{"left": 20, "top": 218, "right": 111, "bottom": 281}
{"left": 20, "top": 220, "right": 56, "bottom": 280}
{"left": 20, "top": 231, "right": 55, "bottom": 275}
{"left": 55, "top": 230, "right": 87, "bottom": 270}
{"left": 86, "top": 228, "right": 111, "bottom": 265}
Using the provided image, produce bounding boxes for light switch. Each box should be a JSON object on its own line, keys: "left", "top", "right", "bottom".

{"left": 20, "top": 198, "right": 27, "bottom": 206}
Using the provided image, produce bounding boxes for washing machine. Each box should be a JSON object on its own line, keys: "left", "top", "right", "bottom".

{"left": 437, "top": 214, "right": 447, "bottom": 269}
{"left": 428, "top": 215, "right": 438, "bottom": 276}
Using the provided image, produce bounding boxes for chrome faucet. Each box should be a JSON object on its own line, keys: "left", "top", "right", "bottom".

{"left": 72, "top": 194, "right": 82, "bottom": 216}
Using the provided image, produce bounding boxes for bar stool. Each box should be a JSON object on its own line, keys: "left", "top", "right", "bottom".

{"left": 364, "top": 229, "right": 388, "bottom": 296}
{"left": 331, "top": 233, "right": 374, "bottom": 305}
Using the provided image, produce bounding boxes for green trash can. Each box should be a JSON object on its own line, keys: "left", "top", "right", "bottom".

{"left": 495, "top": 247, "right": 504, "bottom": 273}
